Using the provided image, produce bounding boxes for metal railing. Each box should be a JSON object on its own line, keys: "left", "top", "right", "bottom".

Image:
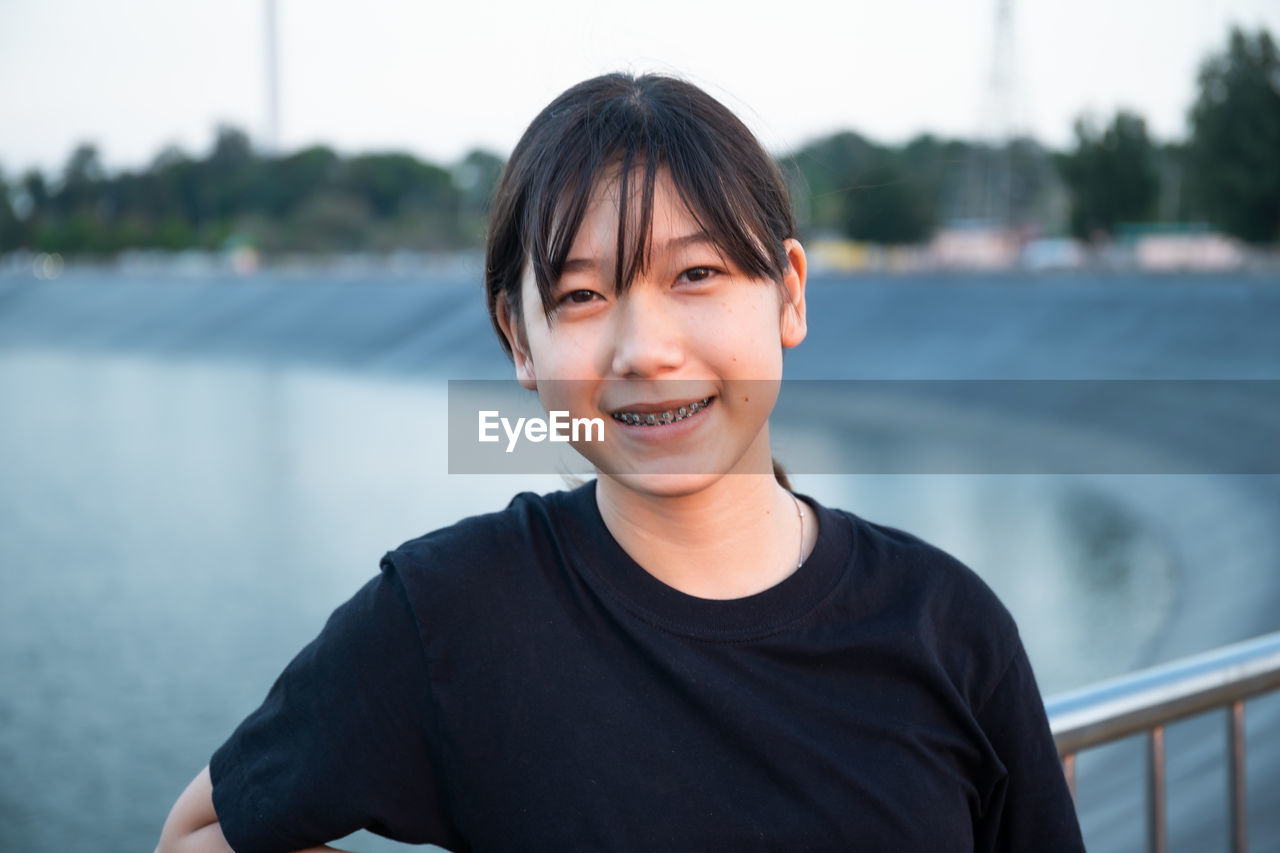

{"left": 1045, "top": 630, "right": 1280, "bottom": 853}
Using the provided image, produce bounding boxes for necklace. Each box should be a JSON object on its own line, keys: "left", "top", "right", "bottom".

{"left": 789, "top": 491, "right": 806, "bottom": 569}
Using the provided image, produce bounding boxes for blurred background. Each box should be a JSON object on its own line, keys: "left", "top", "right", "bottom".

{"left": 1, "top": 1, "right": 1278, "bottom": 851}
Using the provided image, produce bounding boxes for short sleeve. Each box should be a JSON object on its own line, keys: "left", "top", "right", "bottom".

{"left": 209, "top": 559, "right": 464, "bottom": 853}
{"left": 972, "top": 642, "right": 1086, "bottom": 853}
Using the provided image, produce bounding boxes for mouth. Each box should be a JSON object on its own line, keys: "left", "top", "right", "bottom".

{"left": 609, "top": 395, "right": 715, "bottom": 426}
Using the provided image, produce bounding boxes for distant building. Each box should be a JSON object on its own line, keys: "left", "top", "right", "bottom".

{"left": 801, "top": 222, "right": 1255, "bottom": 275}
{"left": 1118, "top": 223, "right": 1247, "bottom": 272}
{"left": 928, "top": 221, "right": 1020, "bottom": 270}
{"left": 1020, "top": 237, "right": 1086, "bottom": 271}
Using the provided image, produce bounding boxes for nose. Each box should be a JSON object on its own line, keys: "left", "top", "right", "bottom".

{"left": 607, "top": 287, "right": 685, "bottom": 378}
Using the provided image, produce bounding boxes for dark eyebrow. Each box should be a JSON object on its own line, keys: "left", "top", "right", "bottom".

{"left": 659, "top": 232, "right": 715, "bottom": 252}
{"left": 561, "top": 257, "right": 598, "bottom": 275}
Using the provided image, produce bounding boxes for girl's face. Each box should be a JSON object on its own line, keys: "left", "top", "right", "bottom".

{"left": 497, "top": 169, "right": 808, "bottom": 498}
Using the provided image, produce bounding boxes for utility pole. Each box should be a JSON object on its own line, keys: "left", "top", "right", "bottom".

{"left": 265, "top": 0, "right": 280, "bottom": 155}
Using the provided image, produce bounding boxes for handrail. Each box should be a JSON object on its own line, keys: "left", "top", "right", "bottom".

{"left": 1045, "top": 630, "right": 1280, "bottom": 853}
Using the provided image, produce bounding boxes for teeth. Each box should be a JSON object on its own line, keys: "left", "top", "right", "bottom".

{"left": 611, "top": 396, "right": 713, "bottom": 426}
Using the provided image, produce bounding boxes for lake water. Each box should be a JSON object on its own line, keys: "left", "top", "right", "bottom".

{"left": 1, "top": 270, "right": 1278, "bottom": 851}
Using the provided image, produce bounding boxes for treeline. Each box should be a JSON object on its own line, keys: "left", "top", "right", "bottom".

{"left": 786, "top": 132, "right": 1064, "bottom": 242}
{"left": 0, "top": 132, "right": 505, "bottom": 255}
{"left": 0, "top": 26, "right": 1275, "bottom": 255}
{"left": 788, "top": 26, "right": 1279, "bottom": 245}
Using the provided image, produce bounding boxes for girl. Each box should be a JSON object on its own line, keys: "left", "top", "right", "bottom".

{"left": 157, "top": 72, "right": 1084, "bottom": 852}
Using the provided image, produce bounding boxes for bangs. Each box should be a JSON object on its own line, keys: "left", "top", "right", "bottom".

{"left": 516, "top": 76, "right": 794, "bottom": 320}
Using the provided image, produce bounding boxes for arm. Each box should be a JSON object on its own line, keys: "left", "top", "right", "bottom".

{"left": 164, "top": 561, "right": 462, "bottom": 852}
{"left": 973, "top": 645, "right": 1085, "bottom": 852}
{"left": 156, "top": 765, "right": 351, "bottom": 853}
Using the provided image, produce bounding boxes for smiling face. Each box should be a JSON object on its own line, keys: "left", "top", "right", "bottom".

{"left": 496, "top": 167, "right": 808, "bottom": 498}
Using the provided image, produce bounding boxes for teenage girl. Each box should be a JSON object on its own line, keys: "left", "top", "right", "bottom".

{"left": 157, "top": 72, "right": 1085, "bottom": 853}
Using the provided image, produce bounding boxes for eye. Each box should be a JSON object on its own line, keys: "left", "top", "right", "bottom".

{"left": 556, "top": 288, "right": 602, "bottom": 306}
{"left": 680, "top": 266, "right": 720, "bottom": 283}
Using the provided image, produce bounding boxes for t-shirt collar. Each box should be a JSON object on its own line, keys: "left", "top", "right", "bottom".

{"left": 552, "top": 479, "right": 856, "bottom": 641}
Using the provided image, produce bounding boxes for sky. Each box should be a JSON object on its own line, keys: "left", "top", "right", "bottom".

{"left": 2, "top": 0, "right": 1279, "bottom": 178}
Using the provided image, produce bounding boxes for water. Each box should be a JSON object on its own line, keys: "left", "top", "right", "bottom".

{"left": 1, "top": 271, "right": 1278, "bottom": 852}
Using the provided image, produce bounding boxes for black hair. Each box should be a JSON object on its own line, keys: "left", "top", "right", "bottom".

{"left": 484, "top": 71, "right": 798, "bottom": 355}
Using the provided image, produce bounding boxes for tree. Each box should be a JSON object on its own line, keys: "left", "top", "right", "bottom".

{"left": 898, "top": 134, "right": 966, "bottom": 224}
{"left": 261, "top": 145, "right": 340, "bottom": 217}
{"left": 203, "top": 126, "right": 261, "bottom": 220}
{"left": 1058, "top": 110, "right": 1159, "bottom": 239}
{"left": 0, "top": 170, "right": 21, "bottom": 251}
{"left": 454, "top": 149, "right": 506, "bottom": 242}
{"left": 1187, "top": 26, "right": 1280, "bottom": 243}
{"left": 341, "top": 153, "right": 457, "bottom": 219}
{"left": 13, "top": 170, "right": 50, "bottom": 248}
{"left": 454, "top": 149, "right": 505, "bottom": 216}
{"left": 789, "top": 131, "right": 935, "bottom": 243}
{"left": 789, "top": 131, "right": 878, "bottom": 233}
{"left": 839, "top": 151, "right": 934, "bottom": 244}
{"left": 51, "top": 143, "right": 105, "bottom": 218}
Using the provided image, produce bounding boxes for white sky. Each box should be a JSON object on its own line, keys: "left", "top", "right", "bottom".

{"left": 2, "top": 0, "right": 1278, "bottom": 178}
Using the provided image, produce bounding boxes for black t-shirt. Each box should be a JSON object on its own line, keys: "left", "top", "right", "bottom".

{"left": 209, "top": 481, "right": 1084, "bottom": 852}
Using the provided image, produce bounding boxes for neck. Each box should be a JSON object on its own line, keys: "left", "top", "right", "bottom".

{"left": 594, "top": 469, "right": 816, "bottom": 600}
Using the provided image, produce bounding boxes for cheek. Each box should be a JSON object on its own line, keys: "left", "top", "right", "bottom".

{"left": 697, "top": 294, "right": 785, "bottom": 369}
{"left": 527, "top": 322, "right": 606, "bottom": 385}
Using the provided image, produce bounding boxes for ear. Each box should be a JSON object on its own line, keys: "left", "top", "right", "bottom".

{"left": 779, "top": 238, "right": 808, "bottom": 349}
{"left": 495, "top": 291, "right": 538, "bottom": 390}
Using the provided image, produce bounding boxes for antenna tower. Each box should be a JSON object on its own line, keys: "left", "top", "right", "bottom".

{"left": 971, "top": 0, "right": 1020, "bottom": 226}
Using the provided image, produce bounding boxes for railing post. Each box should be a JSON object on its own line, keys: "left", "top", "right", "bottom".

{"left": 1047, "top": 631, "right": 1280, "bottom": 852}
{"left": 1148, "top": 726, "right": 1167, "bottom": 853}
{"left": 1227, "top": 700, "right": 1247, "bottom": 853}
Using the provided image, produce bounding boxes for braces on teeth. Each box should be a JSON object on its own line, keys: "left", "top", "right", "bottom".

{"left": 610, "top": 396, "right": 713, "bottom": 426}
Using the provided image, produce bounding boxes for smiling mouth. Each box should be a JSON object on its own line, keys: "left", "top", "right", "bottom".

{"left": 610, "top": 396, "right": 715, "bottom": 426}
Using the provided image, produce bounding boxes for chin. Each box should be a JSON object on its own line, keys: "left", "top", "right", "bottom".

{"left": 590, "top": 450, "right": 777, "bottom": 500}
{"left": 598, "top": 470, "right": 727, "bottom": 499}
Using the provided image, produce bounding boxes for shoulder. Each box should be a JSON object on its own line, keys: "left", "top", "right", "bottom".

{"left": 384, "top": 488, "right": 558, "bottom": 570}
{"left": 378, "top": 485, "right": 581, "bottom": 620}
{"left": 835, "top": 508, "right": 1023, "bottom": 704}
{"left": 848, "top": 511, "right": 1014, "bottom": 626}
